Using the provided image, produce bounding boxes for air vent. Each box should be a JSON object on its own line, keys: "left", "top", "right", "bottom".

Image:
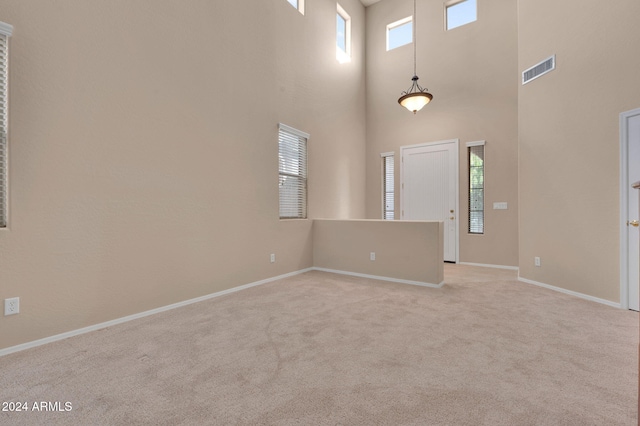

{"left": 522, "top": 55, "right": 555, "bottom": 85}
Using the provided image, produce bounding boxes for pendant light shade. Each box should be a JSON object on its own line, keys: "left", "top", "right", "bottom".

{"left": 398, "top": 0, "right": 433, "bottom": 114}
{"left": 398, "top": 75, "right": 433, "bottom": 114}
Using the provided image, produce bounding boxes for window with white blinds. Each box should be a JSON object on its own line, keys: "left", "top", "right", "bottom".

{"left": 382, "top": 152, "right": 394, "bottom": 219}
{"left": 0, "top": 22, "right": 12, "bottom": 228}
{"left": 467, "top": 141, "right": 485, "bottom": 234}
{"left": 278, "top": 124, "right": 308, "bottom": 219}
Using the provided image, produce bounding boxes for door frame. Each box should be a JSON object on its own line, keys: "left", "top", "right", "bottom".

{"left": 400, "top": 139, "right": 460, "bottom": 263}
{"left": 619, "top": 107, "right": 640, "bottom": 310}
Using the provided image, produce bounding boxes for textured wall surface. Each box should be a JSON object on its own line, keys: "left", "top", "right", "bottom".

{"left": 364, "top": 0, "right": 519, "bottom": 268}
{"left": 0, "top": 0, "right": 367, "bottom": 350}
{"left": 518, "top": 0, "right": 640, "bottom": 302}
{"left": 313, "top": 219, "right": 444, "bottom": 284}
{"left": 2, "top": 0, "right": 639, "bottom": 352}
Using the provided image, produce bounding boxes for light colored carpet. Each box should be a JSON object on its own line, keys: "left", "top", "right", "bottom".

{"left": 0, "top": 265, "right": 637, "bottom": 425}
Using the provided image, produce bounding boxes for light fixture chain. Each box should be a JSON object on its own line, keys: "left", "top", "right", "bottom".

{"left": 413, "top": 0, "right": 418, "bottom": 75}
{"left": 397, "top": 0, "right": 432, "bottom": 113}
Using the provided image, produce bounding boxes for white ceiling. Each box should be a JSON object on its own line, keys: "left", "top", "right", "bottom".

{"left": 360, "top": 0, "right": 382, "bottom": 6}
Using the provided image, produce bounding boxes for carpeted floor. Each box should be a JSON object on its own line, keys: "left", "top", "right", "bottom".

{"left": 0, "top": 265, "right": 637, "bottom": 425}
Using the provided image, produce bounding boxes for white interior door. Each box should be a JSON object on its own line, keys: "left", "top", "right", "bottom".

{"left": 401, "top": 140, "right": 458, "bottom": 262}
{"left": 622, "top": 108, "right": 640, "bottom": 311}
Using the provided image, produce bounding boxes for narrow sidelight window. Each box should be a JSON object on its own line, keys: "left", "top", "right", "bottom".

{"left": 467, "top": 141, "right": 484, "bottom": 234}
{"left": 382, "top": 153, "right": 395, "bottom": 219}
{"left": 279, "top": 124, "right": 309, "bottom": 219}
{"left": 0, "top": 21, "right": 13, "bottom": 228}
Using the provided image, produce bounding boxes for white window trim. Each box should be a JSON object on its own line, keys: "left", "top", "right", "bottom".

{"left": 381, "top": 152, "right": 395, "bottom": 220}
{"left": 278, "top": 123, "right": 309, "bottom": 220}
{"left": 0, "top": 21, "right": 13, "bottom": 37}
{"left": 0, "top": 21, "right": 11, "bottom": 229}
{"left": 287, "top": 0, "right": 305, "bottom": 15}
{"left": 336, "top": 3, "right": 351, "bottom": 63}
{"left": 444, "top": 0, "right": 477, "bottom": 31}
{"left": 278, "top": 123, "right": 310, "bottom": 140}
{"left": 467, "top": 140, "right": 485, "bottom": 235}
{"left": 386, "top": 16, "right": 412, "bottom": 51}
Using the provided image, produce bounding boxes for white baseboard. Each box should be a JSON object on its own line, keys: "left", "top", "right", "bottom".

{"left": 517, "top": 276, "right": 621, "bottom": 309}
{"left": 0, "top": 268, "right": 314, "bottom": 358}
{"left": 458, "top": 262, "right": 519, "bottom": 271}
{"left": 312, "top": 267, "right": 445, "bottom": 288}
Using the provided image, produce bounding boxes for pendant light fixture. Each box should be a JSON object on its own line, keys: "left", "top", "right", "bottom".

{"left": 398, "top": 0, "right": 433, "bottom": 114}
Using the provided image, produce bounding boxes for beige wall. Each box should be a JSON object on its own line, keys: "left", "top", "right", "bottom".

{"left": 3, "top": 0, "right": 637, "bottom": 352}
{"left": 364, "top": 0, "right": 519, "bottom": 267}
{"left": 518, "top": 0, "right": 640, "bottom": 302}
{"left": 313, "top": 219, "right": 444, "bottom": 285}
{"left": 0, "top": 0, "right": 367, "bottom": 350}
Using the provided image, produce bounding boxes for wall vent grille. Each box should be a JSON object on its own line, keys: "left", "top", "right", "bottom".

{"left": 522, "top": 55, "right": 555, "bottom": 85}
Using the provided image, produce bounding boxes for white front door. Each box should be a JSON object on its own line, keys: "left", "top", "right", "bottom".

{"left": 622, "top": 108, "right": 640, "bottom": 311}
{"left": 401, "top": 140, "right": 458, "bottom": 262}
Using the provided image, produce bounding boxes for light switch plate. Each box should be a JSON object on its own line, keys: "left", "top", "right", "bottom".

{"left": 493, "top": 202, "right": 508, "bottom": 210}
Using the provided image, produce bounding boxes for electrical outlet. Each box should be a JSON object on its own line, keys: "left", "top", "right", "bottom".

{"left": 4, "top": 297, "right": 19, "bottom": 316}
{"left": 534, "top": 257, "right": 541, "bottom": 267}
{"left": 270, "top": 253, "right": 276, "bottom": 263}
{"left": 370, "top": 252, "right": 376, "bottom": 261}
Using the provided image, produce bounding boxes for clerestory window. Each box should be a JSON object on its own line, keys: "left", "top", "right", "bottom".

{"left": 336, "top": 4, "right": 351, "bottom": 63}
{"left": 287, "top": 0, "right": 305, "bottom": 15}
{"left": 446, "top": 0, "right": 477, "bottom": 30}
{"left": 387, "top": 16, "right": 412, "bottom": 51}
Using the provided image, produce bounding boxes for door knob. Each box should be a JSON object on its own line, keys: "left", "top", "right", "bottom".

{"left": 450, "top": 217, "right": 455, "bottom": 220}
{"left": 629, "top": 220, "right": 640, "bottom": 227}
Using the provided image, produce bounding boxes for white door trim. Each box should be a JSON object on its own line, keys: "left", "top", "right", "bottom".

{"left": 400, "top": 139, "right": 460, "bottom": 263}
{"left": 619, "top": 107, "right": 640, "bottom": 310}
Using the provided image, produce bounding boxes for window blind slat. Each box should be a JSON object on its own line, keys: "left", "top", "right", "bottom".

{"left": 0, "top": 32, "right": 8, "bottom": 227}
{"left": 382, "top": 154, "right": 394, "bottom": 220}
{"left": 279, "top": 125, "right": 307, "bottom": 219}
{"left": 468, "top": 145, "right": 484, "bottom": 234}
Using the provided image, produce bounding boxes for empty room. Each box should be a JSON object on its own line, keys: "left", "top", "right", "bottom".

{"left": 1, "top": 0, "right": 639, "bottom": 424}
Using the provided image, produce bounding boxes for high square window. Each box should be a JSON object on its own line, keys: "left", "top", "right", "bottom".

{"left": 446, "top": 0, "right": 477, "bottom": 31}
{"left": 387, "top": 16, "right": 412, "bottom": 51}
{"left": 287, "top": 0, "right": 305, "bottom": 15}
